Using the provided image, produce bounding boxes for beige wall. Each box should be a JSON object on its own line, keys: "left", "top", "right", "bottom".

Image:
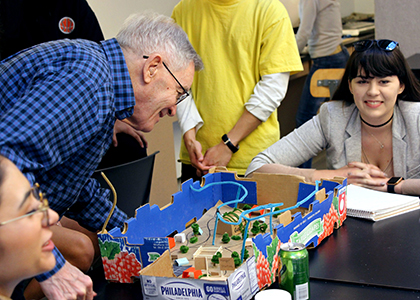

{"left": 87, "top": 0, "right": 179, "bottom": 39}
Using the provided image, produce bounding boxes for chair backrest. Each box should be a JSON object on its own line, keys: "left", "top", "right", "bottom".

{"left": 96, "top": 133, "right": 147, "bottom": 170}
{"left": 310, "top": 68, "right": 345, "bottom": 99}
{"left": 92, "top": 151, "right": 159, "bottom": 218}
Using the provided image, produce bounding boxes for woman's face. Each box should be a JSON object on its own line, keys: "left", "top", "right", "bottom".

{"left": 0, "top": 158, "right": 58, "bottom": 290}
{"left": 349, "top": 69, "right": 405, "bottom": 125}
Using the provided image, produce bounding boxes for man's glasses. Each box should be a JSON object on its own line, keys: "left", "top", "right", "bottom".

{"left": 0, "top": 183, "right": 50, "bottom": 227}
{"left": 354, "top": 39, "right": 399, "bottom": 52}
{"left": 143, "top": 55, "right": 189, "bottom": 105}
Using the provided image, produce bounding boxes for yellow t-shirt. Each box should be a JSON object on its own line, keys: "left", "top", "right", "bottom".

{"left": 172, "top": 0, "right": 303, "bottom": 174}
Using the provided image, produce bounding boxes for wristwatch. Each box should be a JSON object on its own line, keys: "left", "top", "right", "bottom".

{"left": 222, "top": 134, "right": 239, "bottom": 153}
{"left": 387, "top": 177, "right": 404, "bottom": 193}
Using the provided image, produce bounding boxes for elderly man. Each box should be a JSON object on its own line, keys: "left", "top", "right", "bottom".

{"left": 0, "top": 11, "right": 202, "bottom": 300}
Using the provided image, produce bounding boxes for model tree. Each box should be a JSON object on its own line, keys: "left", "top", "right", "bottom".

{"left": 191, "top": 223, "right": 200, "bottom": 236}
{"left": 222, "top": 232, "right": 230, "bottom": 243}
{"left": 211, "top": 251, "right": 222, "bottom": 266}
{"left": 180, "top": 245, "right": 189, "bottom": 253}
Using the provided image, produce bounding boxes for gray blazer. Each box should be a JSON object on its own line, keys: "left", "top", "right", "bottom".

{"left": 246, "top": 101, "right": 420, "bottom": 179}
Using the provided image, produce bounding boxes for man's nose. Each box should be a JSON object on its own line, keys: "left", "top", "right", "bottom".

{"left": 168, "top": 105, "right": 177, "bottom": 117}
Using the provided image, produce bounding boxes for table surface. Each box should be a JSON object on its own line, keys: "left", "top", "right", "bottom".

{"left": 309, "top": 209, "right": 420, "bottom": 291}
{"left": 90, "top": 273, "right": 420, "bottom": 300}
{"left": 90, "top": 210, "right": 420, "bottom": 299}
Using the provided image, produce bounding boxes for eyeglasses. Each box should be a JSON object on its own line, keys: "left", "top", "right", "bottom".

{"left": 354, "top": 39, "right": 399, "bottom": 52}
{"left": 0, "top": 183, "right": 50, "bottom": 227}
{"left": 143, "top": 55, "right": 189, "bottom": 105}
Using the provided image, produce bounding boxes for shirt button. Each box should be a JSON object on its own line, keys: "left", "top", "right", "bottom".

{"left": 126, "top": 108, "right": 132, "bottom": 112}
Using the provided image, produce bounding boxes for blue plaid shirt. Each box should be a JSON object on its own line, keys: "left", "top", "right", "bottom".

{"left": 0, "top": 38, "right": 135, "bottom": 280}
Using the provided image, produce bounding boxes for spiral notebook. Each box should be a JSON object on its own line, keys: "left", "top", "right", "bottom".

{"left": 346, "top": 185, "right": 420, "bottom": 221}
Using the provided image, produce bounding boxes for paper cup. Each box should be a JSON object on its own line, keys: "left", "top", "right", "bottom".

{"left": 254, "top": 289, "right": 292, "bottom": 300}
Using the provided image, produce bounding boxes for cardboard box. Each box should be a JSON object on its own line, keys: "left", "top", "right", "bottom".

{"left": 98, "top": 171, "right": 347, "bottom": 295}
{"left": 140, "top": 250, "right": 260, "bottom": 300}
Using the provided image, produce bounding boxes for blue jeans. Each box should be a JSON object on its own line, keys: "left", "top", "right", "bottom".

{"left": 295, "top": 46, "right": 350, "bottom": 168}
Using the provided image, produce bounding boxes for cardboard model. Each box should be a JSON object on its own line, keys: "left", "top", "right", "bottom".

{"left": 97, "top": 170, "right": 347, "bottom": 300}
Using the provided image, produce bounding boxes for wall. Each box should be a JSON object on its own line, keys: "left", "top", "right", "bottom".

{"left": 280, "top": 0, "right": 375, "bottom": 27}
{"left": 88, "top": 0, "right": 374, "bottom": 35}
{"left": 340, "top": 0, "right": 375, "bottom": 17}
{"left": 354, "top": 0, "right": 374, "bottom": 14}
{"left": 375, "top": 0, "right": 420, "bottom": 58}
{"left": 87, "top": 0, "right": 179, "bottom": 39}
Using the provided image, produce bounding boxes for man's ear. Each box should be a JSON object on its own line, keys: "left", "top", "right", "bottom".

{"left": 143, "top": 55, "right": 162, "bottom": 84}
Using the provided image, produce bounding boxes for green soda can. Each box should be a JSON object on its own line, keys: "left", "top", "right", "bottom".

{"left": 279, "top": 242, "right": 310, "bottom": 300}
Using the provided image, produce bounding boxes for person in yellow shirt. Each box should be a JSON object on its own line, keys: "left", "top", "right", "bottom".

{"left": 172, "top": 0, "right": 303, "bottom": 182}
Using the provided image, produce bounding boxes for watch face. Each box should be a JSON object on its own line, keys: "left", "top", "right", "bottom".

{"left": 387, "top": 177, "right": 402, "bottom": 185}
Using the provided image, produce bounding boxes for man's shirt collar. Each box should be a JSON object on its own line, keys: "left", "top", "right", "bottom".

{"left": 101, "top": 38, "right": 135, "bottom": 119}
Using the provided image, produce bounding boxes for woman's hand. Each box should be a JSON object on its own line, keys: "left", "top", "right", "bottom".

{"left": 345, "top": 162, "right": 387, "bottom": 177}
{"left": 313, "top": 161, "right": 388, "bottom": 188}
{"left": 343, "top": 161, "right": 389, "bottom": 190}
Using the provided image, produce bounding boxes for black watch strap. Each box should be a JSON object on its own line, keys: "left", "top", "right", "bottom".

{"left": 222, "top": 134, "right": 239, "bottom": 153}
{"left": 387, "top": 177, "right": 404, "bottom": 193}
{"left": 387, "top": 184, "right": 396, "bottom": 193}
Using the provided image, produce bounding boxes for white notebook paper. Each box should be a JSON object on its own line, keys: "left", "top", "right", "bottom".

{"left": 346, "top": 185, "right": 420, "bottom": 221}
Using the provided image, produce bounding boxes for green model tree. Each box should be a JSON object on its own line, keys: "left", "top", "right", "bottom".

{"left": 243, "top": 204, "right": 252, "bottom": 210}
{"left": 211, "top": 252, "right": 222, "bottom": 265}
{"left": 211, "top": 255, "right": 219, "bottom": 265}
{"left": 251, "top": 220, "right": 268, "bottom": 235}
{"left": 190, "top": 236, "right": 198, "bottom": 244}
{"left": 180, "top": 245, "right": 189, "bottom": 253}
{"left": 239, "top": 222, "right": 247, "bottom": 239}
{"left": 222, "top": 232, "right": 230, "bottom": 243}
{"left": 260, "top": 223, "right": 268, "bottom": 233}
{"left": 234, "top": 257, "right": 241, "bottom": 267}
{"left": 242, "top": 248, "right": 249, "bottom": 261}
{"left": 191, "top": 223, "right": 200, "bottom": 236}
{"left": 273, "top": 207, "right": 281, "bottom": 218}
{"left": 251, "top": 221, "right": 261, "bottom": 235}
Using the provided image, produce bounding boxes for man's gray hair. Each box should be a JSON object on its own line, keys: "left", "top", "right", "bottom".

{"left": 116, "top": 11, "right": 203, "bottom": 71}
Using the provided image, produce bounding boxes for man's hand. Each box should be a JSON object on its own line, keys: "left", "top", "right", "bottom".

{"left": 39, "top": 261, "right": 96, "bottom": 300}
{"left": 183, "top": 129, "right": 212, "bottom": 176}
{"left": 113, "top": 119, "right": 147, "bottom": 148}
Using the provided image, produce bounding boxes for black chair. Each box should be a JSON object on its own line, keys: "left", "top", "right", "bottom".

{"left": 92, "top": 151, "right": 159, "bottom": 218}
{"left": 97, "top": 133, "right": 148, "bottom": 170}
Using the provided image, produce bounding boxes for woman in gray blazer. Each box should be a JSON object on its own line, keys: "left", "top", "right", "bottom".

{"left": 246, "top": 39, "right": 420, "bottom": 196}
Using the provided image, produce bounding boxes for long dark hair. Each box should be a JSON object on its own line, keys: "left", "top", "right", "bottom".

{"left": 332, "top": 42, "right": 420, "bottom": 103}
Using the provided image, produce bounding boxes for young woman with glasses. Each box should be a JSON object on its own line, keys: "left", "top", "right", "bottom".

{"left": 246, "top": 39, "right": 420, "bottom": 196}
{"left": 0, "top": 156, "right": 58, "bottom": 300}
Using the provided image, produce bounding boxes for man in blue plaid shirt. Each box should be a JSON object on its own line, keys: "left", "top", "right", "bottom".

{"left": 0, "top": 11, "right": 203, "bottom": 300}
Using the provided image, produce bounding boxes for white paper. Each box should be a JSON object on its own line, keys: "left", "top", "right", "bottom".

{"left": 346, "top": 185, "right": 420, "bottom": 221}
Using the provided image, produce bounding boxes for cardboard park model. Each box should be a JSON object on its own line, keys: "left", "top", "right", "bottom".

{"left": 97, "top": 169, "right": 347, "bottom": 300}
